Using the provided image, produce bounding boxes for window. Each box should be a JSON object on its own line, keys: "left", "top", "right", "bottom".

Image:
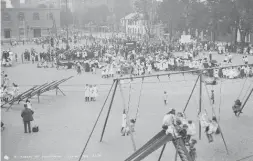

{"left": 4, "top": 29, "right": 11, "bottom": 38}
{"left": 33, "top": 28, "right": 41, "bottom": 37}
{"left": 33, "top": 12, "right": 40, "bottom": 20}
{"left": 2, "top": 12, "right": 11, "bottom": 21}
{"left": 18, "top": 12, "right": 25, "bottom": 21}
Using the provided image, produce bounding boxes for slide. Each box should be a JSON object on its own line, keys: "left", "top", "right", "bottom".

{"left": 173, "top": 138, "right": 193, "bottom": 161}
{"left": 133, "top": 134, "right": 173, "bottom": 161}
{"left": 125, "top": 130, "right": 166, "bottom": 161}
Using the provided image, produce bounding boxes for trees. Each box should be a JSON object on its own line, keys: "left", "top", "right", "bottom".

{"left": 157, "top": 0, "right": 192, "bottom": 41}
{"left": 231, "top": 0, "right": 253, "bottom": 46}
{"left": 134, "top": 0, "right": 158, "bottom": 38}
{"left": 156, "top": 0, "right": 253, "bottom": 44}
{"left": 114, "top": 0, "right": 133, "bottom": 21}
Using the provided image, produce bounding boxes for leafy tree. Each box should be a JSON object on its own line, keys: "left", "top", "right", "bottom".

{"left": 231, "top": 0, "right": 253, "bottom": 46}
{"left": 134, "top": 0, "right": 157, "bottom": 38}
{"left": 157, "top": 0, "right": 185, "bottom": 41}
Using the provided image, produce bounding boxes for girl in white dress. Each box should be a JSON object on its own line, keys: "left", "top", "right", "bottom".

{"left": 89, "top": 85, "right": 93, "bottom": 101}
{"left": 109, "top": 65, "right": 114, "bottom": 77}
{"left": 84, "top": 84, "right": 90, "bottom": 102}
{"left": 93, "top": 85, "right": 98, "bottom": 101}
{"left": 90, "top": 85, "right": 95, "bottom": 101}
{"left": 147, "top": 63, "right": 152, "bottom": 74}
{"left": 101, "top": 68, "right": 106, "bottom": 78}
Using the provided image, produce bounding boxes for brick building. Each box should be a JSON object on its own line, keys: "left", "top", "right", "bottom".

{"left": 1, "top": 0, "right": 60, "bottom": 40}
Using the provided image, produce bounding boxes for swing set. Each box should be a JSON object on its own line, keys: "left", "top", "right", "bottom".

{"left": 77, "top": 63, "right": 253, "bottom": 161}
{"left": 232, "top": 77, "right": 253, "bottom": 117}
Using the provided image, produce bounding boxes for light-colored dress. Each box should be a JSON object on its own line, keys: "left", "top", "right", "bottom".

{"left": 84, "top": 86, "right": 90, "bottom": 97}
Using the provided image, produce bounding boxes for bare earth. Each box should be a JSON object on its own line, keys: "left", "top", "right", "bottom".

{"left": 1, "top": 45, "right": 253, "bottom": 161}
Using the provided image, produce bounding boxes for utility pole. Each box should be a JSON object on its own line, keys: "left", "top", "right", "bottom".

{"left": 66, "top": 0, "right": 69, "bottom": 49}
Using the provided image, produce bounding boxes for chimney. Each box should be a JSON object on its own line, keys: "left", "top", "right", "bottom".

{"left": 1, "top": 1, "right": 6, "bottom": 9}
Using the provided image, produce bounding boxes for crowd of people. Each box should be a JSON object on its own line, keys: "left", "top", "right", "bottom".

{"left": 1, "top": 72, "right": 19, "bottom": 104}
{"left": 2, "top": 32, "right": 252, "bottom": 160}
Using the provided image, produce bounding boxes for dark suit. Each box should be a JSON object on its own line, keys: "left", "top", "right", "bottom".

{"left": 21, "top": 108, "right": 34, "bottom": 133}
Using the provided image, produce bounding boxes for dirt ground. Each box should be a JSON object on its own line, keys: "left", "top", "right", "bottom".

{"left": 1, "top": 45, "right": 253, "bottom": 161}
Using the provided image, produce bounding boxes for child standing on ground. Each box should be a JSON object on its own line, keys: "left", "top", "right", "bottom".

{"left": 163, "top": 91, "right": 168, "bottom": 105}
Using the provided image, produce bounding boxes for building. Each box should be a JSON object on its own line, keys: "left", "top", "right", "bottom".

{"left": 1, "top": 0, "right": 60, "bottom": 40}
{"left": 21, "top": 0, "right": 60, "bottom": 8}
{"left": 120, "top": 13, "right": 147, "bottom": 36}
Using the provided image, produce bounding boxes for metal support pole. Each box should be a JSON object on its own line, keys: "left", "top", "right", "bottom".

{"left": 219, "top": 125, "right": 229, "bottom": 155}
{"left": 100, "top": 79, "right": 119, "bottom": 142}
{"left": 37, "top": 93, "right": 40, "bottom": 103}
{"left": 116, "top": 64, "right": 253, "bottom": 81}
{"left": 183, "top": 75, "right": 200, "bottom": 113}
{"left": 158, "top": 144, "right": 166, "bottom": 161}
{"left": 77, "top": 80, "right": 116, "bottom": 161}
{"left": 56, "top": 87, "right": 66, "bottom": 96}
{"left": 238, "top": 88, "right": 253, "bottom": 116}
{"left": 199, "top": 72, "right": 202, "bottom": 140}
{"left": 174, "top": 151, "right": 178, "bottom": 161}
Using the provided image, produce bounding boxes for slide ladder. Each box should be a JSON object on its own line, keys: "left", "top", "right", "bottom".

{"left": 172, "top": 138, "right": 193, "bottom": 161}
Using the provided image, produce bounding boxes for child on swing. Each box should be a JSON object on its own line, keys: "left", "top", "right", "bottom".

{"left": 121, "top": 109, "right": 136, "bottom": 136}
{"left": 199, "top": 112, "right": 220, "bottom": 143}
{"left": 232, "top": 99, "right": 242, "bottom": 116}
{"left": 121, "top": 109, "right": 127, "bottom": 136}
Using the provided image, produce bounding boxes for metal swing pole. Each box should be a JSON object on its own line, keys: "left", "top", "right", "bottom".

{"left": 238, "top": 87, "right": 253, "bottom": 116}
{"left": 77, "top": 80, "right": 116, "bottom": 161}
{"left": 199, "top": 71, "right": 203, "bottom": 140}
{"left": 219, "top": 125, "right": 229, "bottom": 155}
{"left": 135, "top": 78, "right": 144, "bottom": 120}
{"left": 183, "top": 74, "right": 200, "bottom": 113}
{"left": 158, "top": 144, "right": 167, "bottom": 161}
{"left": 100, "top": 79, "right": 119, "bottom": 142}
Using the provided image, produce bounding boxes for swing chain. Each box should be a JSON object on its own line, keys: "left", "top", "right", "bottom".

{"left": 135, "top": 78, "right": 144, "bottom": 121}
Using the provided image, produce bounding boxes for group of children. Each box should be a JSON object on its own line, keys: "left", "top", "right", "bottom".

{"left": 162, "top": 108, "right": 198, "bottom": 160}
{"left": 120, "top": 107, "right": 198, "bottom": 160}
{"left": 199, "top": 111, "right": 220, "bottom": 143}
{"left": 1, "top": 73, "right": 20, "bottom": 103}
{"left": 101, "top": 64, "right": 115, "bottom": 78}
{"left": 84, "top": 84, "right": 98, "bottom": 102}
{"left": 121, "top": 109, "right": 136, "bottom": 136}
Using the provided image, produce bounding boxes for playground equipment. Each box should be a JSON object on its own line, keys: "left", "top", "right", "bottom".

{"left": 2, "top": 76, "right": 73, "bottom": 111}
{"left": 77, "top": 63, "right": 253, "bottom": 161}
